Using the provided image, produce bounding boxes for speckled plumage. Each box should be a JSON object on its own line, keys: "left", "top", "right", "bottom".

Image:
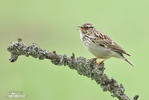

{"left": 79, "top": 23, "right": 133, "bottom": 66}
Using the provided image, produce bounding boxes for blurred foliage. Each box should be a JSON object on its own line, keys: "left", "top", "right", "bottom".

{"left": 0, "top": 0, "right": 148, "bottom": 100}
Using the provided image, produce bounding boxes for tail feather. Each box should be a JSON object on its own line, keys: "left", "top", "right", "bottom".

{"left": 124, "top": 58, "right": 134, "bottom": 67}
{"left": 125, "top": 53, "right": 131, "bottom": 56}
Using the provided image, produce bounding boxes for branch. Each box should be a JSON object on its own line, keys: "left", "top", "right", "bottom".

{"left": 7, "top": 41, "right": 139, "bottom": 100}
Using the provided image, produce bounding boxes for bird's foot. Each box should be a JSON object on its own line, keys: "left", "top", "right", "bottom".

{"left": 88, "top": 57, "right": 102, "bottom": 61}
{"left": 96, "top": 59, "right": 105, "bottom": 65}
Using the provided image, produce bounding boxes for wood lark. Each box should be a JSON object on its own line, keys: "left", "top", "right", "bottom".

{"left": 78, "top": 23, "right": 133, "bottom": 66}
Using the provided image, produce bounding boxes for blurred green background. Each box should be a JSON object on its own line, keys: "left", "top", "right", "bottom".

{"left": 0, "top": 0, "right": 148, "bottom": 100}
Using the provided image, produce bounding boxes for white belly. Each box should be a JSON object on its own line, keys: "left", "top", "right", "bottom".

{"left": 86, "top": 42, "right": 112, "bottom": 58}
{"left": 80, "top": 33, "right": 110, "bottom": 58}
{"left": 80, "top": 33, "right": 122, "bottom": 59}
{"left": 85, "top": 41, "right": 122, "bottom": 59}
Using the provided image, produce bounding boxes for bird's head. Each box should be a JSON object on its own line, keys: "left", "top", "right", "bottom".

{"left": 78, "top": 23, "right": 94, "bottom": 34}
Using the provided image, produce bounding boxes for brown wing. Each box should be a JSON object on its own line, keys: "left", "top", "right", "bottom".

{"left": 94, "top": 33, "right": 131, "bottom": 56}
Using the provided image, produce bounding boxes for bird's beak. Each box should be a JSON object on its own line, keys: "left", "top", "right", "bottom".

{"left": 76, "top": 26, "right": 82, "bottom": 30}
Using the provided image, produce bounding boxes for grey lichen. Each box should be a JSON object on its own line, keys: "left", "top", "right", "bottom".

{"left": 7, "top": 41, "right": 139, "bottom": 100}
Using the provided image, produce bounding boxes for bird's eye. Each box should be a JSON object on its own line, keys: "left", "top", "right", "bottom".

{"left": 85, "top": 26, "right": 88, "bottom": 29}
{"left": 84, "top": 26, "right": 93, "bottom": 29}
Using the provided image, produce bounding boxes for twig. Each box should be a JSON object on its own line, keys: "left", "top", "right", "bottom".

{"left": 7, "top": 41, "right": 139, "bottom": 100}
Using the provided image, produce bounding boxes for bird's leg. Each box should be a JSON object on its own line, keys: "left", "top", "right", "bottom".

{"left": 96, "top": 59, "right": 105, "bottom": 65}
{"left": 88, "top": 57, "right": 102, "bottom": 61}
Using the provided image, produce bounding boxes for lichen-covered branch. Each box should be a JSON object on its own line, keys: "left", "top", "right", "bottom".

{"left": 7, "top": 41, "right": 139, "bottom": 100}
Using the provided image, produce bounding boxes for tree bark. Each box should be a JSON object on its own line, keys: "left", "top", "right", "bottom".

{"left": 7, "top": 41, "right": 139, "bottom": 100}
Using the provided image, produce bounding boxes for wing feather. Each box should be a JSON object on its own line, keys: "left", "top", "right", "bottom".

{"left": 93, "top": 34, "right": 131, "bottom": 56}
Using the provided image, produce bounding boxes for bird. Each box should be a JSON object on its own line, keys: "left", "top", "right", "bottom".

{"left": 78, "top": 23, "right": 133, "bottom": 66}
